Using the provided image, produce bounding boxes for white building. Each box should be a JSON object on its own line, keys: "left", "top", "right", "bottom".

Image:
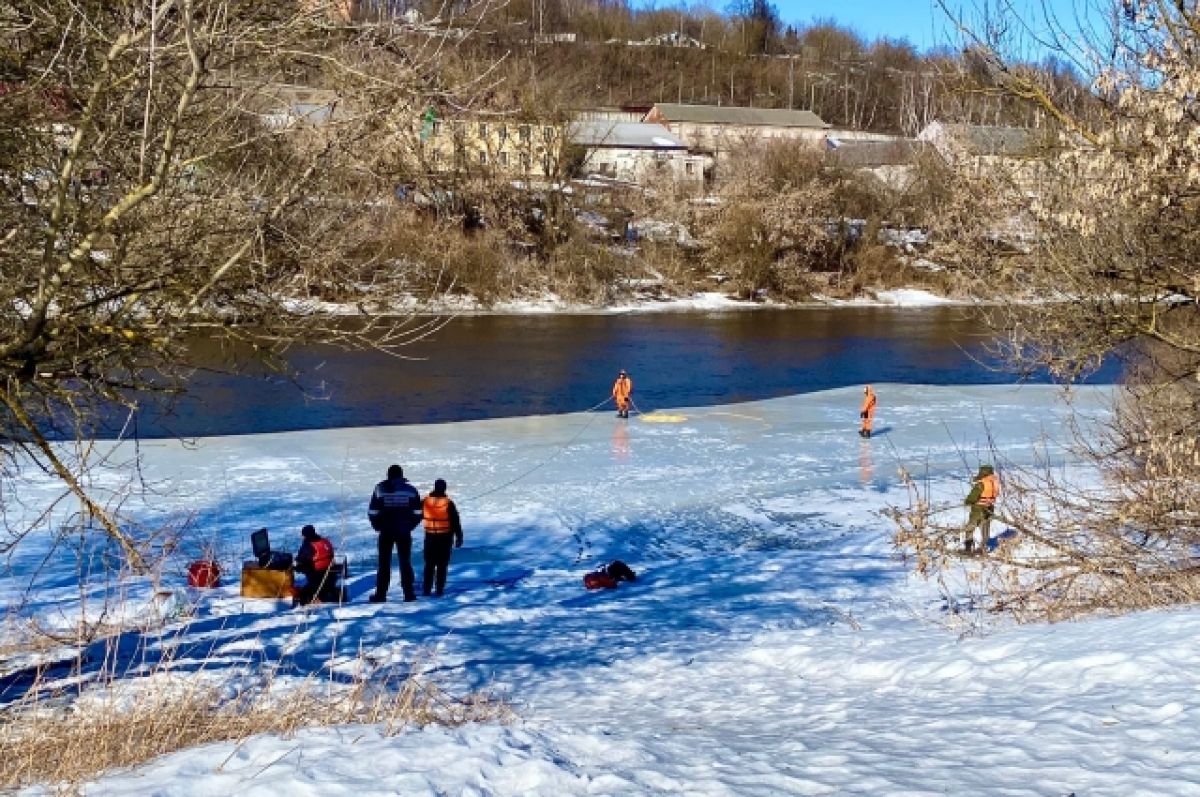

{"left": 642, "top": 103, "right": 831, "bottom": 163}
{"left": 570, "top": 120, "right": 708, "bottom": 184}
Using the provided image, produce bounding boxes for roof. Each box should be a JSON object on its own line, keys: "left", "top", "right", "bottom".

{"left": 920, "top": 123, "right": 1048, "bottom": 157}
{"left": 650, "top": 103, "right": 829, "bottom": 129}
{"left": 825, "top": 138, "right": 930, "bottom": 167}
{"left": 570, "top": 120, "right": 688, "bottom": 149}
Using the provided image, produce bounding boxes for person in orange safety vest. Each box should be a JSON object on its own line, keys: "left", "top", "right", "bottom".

{"left": 859, "top": 385, "right": 877, "bottom": 438}
{"left": 612, "top": 370, "right": 633, "bottom": 418}
{"left": 422, "top": 478, "right": 463, "bottom": 597}
{"left": 963, "top": 464, "right": 1000, "bottom": 556}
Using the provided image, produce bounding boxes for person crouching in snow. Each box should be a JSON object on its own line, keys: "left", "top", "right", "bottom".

{"left": 963, "top": 464, "right": 1000, "bottom": 556}
{"left": 422, "top": 478, "right": 463, "bottom": 597}
{"left": 295, "top": 524, "right": 336, "bottom": 606}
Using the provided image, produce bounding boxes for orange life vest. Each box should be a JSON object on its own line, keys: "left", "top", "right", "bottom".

{"left": 613, "top": 376, "right": 632, "bottom": 401}
{"left": 861, "top": 388, "right": 876, "bottom": 416}
{"left": 311, "top": 538, "right": 334, "bottom": 571}
{"left": 423, "top": 495, "right": 452, "bottom": 533}
{"left": 978, "top": 473, "right": 999, "bottom": 506}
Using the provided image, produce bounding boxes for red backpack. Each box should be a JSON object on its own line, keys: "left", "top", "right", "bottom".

{"left": 583, "top": 571, "right": 618, "bottom": 590}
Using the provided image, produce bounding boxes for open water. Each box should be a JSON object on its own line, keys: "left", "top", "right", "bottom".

{"left": 123, "top": 306, "right": 1122, "bottom": 438}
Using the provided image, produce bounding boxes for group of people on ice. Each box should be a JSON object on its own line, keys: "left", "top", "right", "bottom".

{"left": 291, "top": 375, "right": 999, "bottom": 605}
{"left": 290, "top": 465, "right": 463, "bottom": 606}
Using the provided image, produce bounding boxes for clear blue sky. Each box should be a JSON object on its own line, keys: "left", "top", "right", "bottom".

{"left": 771, "top": 0, "right": 1099, "bottom": 54}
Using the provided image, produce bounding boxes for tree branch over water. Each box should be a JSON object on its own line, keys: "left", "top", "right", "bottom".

{"left": 0, "top": 0, "right": 489, "bottom": 569}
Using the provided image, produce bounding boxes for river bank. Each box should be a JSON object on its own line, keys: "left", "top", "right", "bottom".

{"left": 286, "top": 285, "right": 976, "bottom": 317}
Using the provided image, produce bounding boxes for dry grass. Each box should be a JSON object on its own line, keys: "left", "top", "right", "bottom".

{"left": 0, "top": 642, "right": 511, "bottom": 790}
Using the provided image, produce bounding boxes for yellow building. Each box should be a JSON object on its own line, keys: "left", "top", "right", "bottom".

{"left": 414, "top": 114, "right": 566, "bottom": 180}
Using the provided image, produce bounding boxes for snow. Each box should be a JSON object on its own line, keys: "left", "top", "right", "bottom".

{"left": 815, "top": 288, "right": 969, "bottom": 307}
{"left": 7, "top": 384, "right": 1200, "bottom": 795}
{"left": 283, "top": 284, "right": 979, "bottom": 316}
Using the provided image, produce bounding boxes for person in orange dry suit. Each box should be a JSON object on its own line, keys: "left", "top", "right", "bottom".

{"left": 612, "top": 370, "right": 633, "bottom": 418}
{"left": 859, "top": 385, "right": 877, "bottom": 438}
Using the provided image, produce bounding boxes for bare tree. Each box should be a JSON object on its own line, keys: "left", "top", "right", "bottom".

{"left": 0, "top": 0, "right": 484, "bottom": 569}
{"left": 892, "top": 0, "right": 1200, "bottom": 620}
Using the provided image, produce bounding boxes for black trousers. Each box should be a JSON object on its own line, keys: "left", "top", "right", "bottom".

{"left": 375, "top": 530, "right": 415, "bottom": 600}
{"left": 423, "top": 533, "right": 455, "bottom": 596}
{"left": 296, "top": 565, "right": 334, "bottom": 605}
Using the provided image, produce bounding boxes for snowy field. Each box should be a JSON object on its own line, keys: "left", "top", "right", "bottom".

{"left": 5, "top": 384, "right": 1200, "bottom": 796}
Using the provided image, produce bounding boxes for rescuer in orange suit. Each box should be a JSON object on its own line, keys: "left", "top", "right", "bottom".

{"left": 612, "top": 369, "right": 633, "bottom": 418}
{"left": 859, "top": 385, "right": 877, "bottom": 438}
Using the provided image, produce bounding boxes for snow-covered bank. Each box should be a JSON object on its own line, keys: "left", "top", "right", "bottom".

{"left": 286, "top": 286, "right": 977, "bottom": 317}
{"left": 7, "top": 385, "right": 1199, "bottom": 795}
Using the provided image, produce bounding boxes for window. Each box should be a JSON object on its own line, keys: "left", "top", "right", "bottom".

{"left": 520, "top": 152, "right": 531, "bottom": 170}
{"left": 542, "top": 126, "right": 554, "bottom": 142}
{"left": 685, "top": 162, "right": 694, "bottom": 175}
{"left": 432, "top": 121, "right": 442, "bottom": 137}
{"left": 542, "top": 155, "right": 553, "bottom": 174}
{"left": 497, "top": 125, "right": 508, "bottom": 142}
{"left": 479, "top": 122, "right": 489, "bottom": 137}
{"left": 498, "top": 151, "right": 509, "bottom": 166}
{"left": 519, "top": 125, "right": 531, "bottom": 143}
{"left": 479, "top": 150, "right": 488, "bottom": 165}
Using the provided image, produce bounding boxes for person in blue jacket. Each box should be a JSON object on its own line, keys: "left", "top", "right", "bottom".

{"left": 368, "top": 464, "right": 423, "bottom": 602}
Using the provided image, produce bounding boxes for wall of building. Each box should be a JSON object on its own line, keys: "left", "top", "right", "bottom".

{"left": 580, "top": 147, "right": 706, "bottom": 184}
{"left": 417, "top": 118, "right": 564, "bottom": 179}
{"left": 663, "top": 121, "right": 829, "bottom": 161}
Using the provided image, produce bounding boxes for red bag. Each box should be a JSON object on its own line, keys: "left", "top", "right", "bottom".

{"left": 583, "top": 571, "right": 618, "bottom": 590}
{"left": 187, "top": 560, "right": 220, "bottom": 588}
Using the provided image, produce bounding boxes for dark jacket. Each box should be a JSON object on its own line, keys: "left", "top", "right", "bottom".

{"left": 368, "top": 477, "right": 423, "bottom": 535}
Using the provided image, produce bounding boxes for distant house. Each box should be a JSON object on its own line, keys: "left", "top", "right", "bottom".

{"left": 576, "top": 105, "right": 653, "bottom": 124}
{"left": 254, "top": 85, "right": 342, "bottom": 129}
{"left": 917, "top": 122, "right": 1062, "bottom": 192}
{"left": 642, "top": 103, "right": 831, "bottom": 162}
{"left": 414, "top": 113, "right": 565, "bottom": 179}
{"left": 917, "top": 122, "right": 1052, "bottom": 166}
{"left": 823, "top": 137, "right": 930, "bottom": 190}
{"left": 570, "top": 120, "right": 707, "bottom": 184}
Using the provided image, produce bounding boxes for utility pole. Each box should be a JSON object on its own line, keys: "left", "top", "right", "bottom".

{"left": 788, "top": 56, "right": 794, "bottom": 109}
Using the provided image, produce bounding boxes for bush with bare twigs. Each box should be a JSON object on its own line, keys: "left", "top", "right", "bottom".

{"left": 891, "top": 1, "right": 1200, "bottom": 622}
